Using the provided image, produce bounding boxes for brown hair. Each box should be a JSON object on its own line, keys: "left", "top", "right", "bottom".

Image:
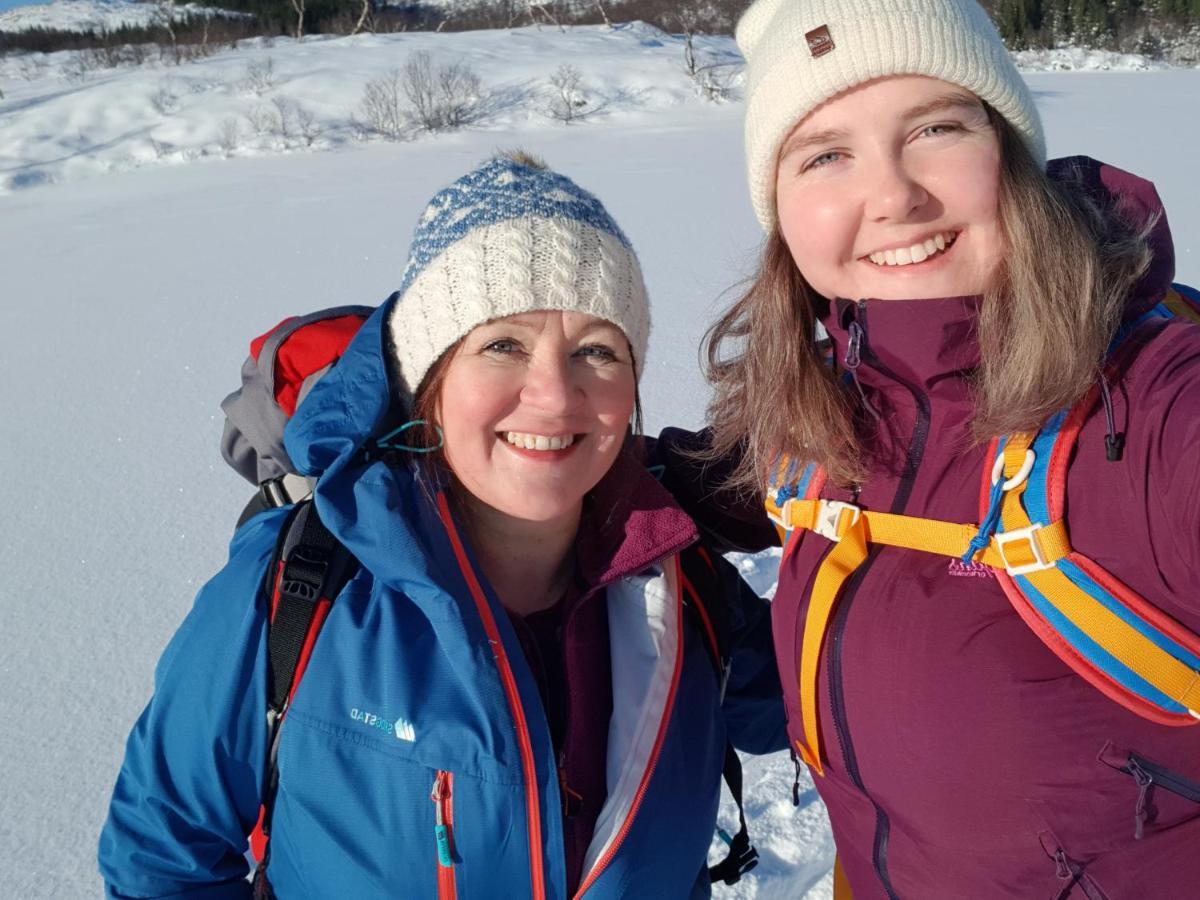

{"left": 703, "top": 105, "right": 1152, "bottom": 493}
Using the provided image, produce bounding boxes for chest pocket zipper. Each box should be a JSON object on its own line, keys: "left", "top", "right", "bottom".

{"left": 432, "top": 770, "right": 457, "bottom": 899}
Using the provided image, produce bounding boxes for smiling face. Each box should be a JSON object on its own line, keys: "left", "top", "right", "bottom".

{"left": 433, "top": 310, "right": 636, "bottom": 525}
{"left": 774, "top": 75, "right": 1004, "bottom": 301}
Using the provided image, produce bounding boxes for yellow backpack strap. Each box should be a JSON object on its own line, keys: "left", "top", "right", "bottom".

{"left": 993, "top": 424, "right": 1200, "bottom": 723}
{"left": 1163, "top": 283, "right": 1200, "bottom": 324}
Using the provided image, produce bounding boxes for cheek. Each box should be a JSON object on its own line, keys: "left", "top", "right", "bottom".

{"left": 777, "top": 188, "right": 852, "bottom": 281}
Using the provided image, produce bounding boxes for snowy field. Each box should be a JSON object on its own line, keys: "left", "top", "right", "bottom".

{"left": 2, "top": 19, "right": 1198, "bottom": 900}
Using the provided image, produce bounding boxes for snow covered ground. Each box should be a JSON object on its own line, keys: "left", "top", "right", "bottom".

{"left": 1, "top": 19, "right": 1198, "bottom": 900}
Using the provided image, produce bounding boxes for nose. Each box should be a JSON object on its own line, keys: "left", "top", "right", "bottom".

{"left": 865, "top": 154, "right": 929, "bottom": 222}
{"left": 520, "top": 352, "right": 581, "bottom": 415}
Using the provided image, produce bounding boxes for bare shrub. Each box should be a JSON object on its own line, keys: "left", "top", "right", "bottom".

{"left": 60, "top": 50, "right": 102, "bottom": 84}
{"left": 243, "top": 57, "right": 276, "bottom": 95}
{"left": 271, "top": 94, "right": 296, "bottom": 137}
{"left": 545, "top": 64, "right": 588, "bottom": 123}
{"left": 402, "top": 50, "right": 482, "bottom": 132}
{"left": 295, "top": 103, "right": 321, "bottom": 145}
{"left": 358, "top": 68, "right": 406, "bottom": 140}
{"left": 18, "top": 56, "right": 50, "bottom": 81}
{"left": 693, "top": 60, "right": 740, "bottom": 101}
{"left": 218, "top": 116, "right": 241, "bottom": 155}
{"left": 245, "top": 103, "right": 275, "bottom": 135}
{"left": 150, "top": 80, "right": 179, "bottom": 115}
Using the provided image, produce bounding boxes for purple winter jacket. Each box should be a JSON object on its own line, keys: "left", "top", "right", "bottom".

{"left": 658, "top": 158, "right": 1200, "bottom": 898}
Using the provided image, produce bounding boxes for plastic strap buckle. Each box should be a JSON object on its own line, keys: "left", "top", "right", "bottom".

{"left": 814, "top": 500, "right": 861, "bottom": 542}
{"left": 260, "top": 473, "right": 313, "bottom": 508}
{"left": 995, "top": 524, "right": 1055, "bottom": 575}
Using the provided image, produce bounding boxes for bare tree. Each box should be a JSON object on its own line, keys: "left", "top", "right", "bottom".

{"left": 545, "top": 64, "right": 587, "bottom": 123}
{"left": 350, "top": 0, "right": 372, "bottom": 36}
{"left": 151, "top": 0, "right": 180, "bottom": 64}
{"left": 594, "top": 0, "right": 612, "bottom": 29}
{"left": 527, "top": 0, "right": 565, "bottom": 32}
{"left": 289, "top": 0, "right": 306, "bottom": 40}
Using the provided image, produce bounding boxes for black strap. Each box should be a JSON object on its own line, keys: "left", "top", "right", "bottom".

{"left": 680, "top": 548, "right": 760, "bottom": 887}
{"left": 257, "top": 499, "right": 358, "bottom": 863}
{"left": 709, "top": 741, "right": 759, "bottom": 885}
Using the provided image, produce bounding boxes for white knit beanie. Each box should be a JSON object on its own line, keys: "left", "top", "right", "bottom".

{"left": 738, "top": 0, "right": 1046, "bottom": 232}
{"left": 388, "top": 152, "right": 650, "bottom": 398}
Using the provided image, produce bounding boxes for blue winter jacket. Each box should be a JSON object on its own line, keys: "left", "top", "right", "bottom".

{"left": 99, "top": 300, "right": 786, "bottom": 899}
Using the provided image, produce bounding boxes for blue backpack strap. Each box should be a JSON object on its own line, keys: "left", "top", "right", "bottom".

{"left": 987, "top": 311, "right": 1200, "bottom": 724}
{"left": 1164, "top": 282, "right": 1200, "bottom": 323}
{"left": 764, "top": 455, "right": 824, "bottom": 550}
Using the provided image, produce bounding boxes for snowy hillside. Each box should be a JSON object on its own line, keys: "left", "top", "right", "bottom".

{"left": 2, "top": 21, "right": 1198, "bottom": 900}
{"left": 0, "top": 0, "right": 244, "bottom": 33}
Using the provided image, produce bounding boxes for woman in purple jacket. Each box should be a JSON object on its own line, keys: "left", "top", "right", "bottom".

{"left": 655, "top": 0, "right": 1200, "bottom": 896}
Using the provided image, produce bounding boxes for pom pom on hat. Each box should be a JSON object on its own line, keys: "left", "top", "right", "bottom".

{"left": 388, "top": 151, "right": 650, "bottom": 398}
{"left": 737, "top": 0, "right": 1046, "bottom": 232}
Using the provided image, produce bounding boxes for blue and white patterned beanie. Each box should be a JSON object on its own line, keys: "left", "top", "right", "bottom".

{"left": 388, "top": 152, "right": 650, "bottom": 397}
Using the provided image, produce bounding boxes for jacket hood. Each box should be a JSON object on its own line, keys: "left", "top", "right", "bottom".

{"left": 1047, "top": 156, "right": 1175, "bottom": 315}
{"left": 282, "top": 292, "right": 696, "bottom": 593}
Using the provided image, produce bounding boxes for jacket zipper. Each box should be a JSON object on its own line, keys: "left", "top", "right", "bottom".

{"left": 573, "top": 557, "right": 686, "bottom": 898}
{"left": 432, "top": 770, "right": 458, "bottom": 900}
{"left": 435, "top": 494, "right": 546, "bottom": 900}
{"left": 825, "top": 300, "right": 932, "bottom": 900}
{"left": 1124, "top": 754, "right": 1200, "bottom": 839}
{"left": 1127, "top": 753, "right": 1200, "bottom": 803}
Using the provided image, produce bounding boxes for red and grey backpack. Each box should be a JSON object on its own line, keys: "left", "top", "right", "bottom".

{"left": 766, "top": 284, "right": 1200, "bottom": 777}
{"left": 220, "top": 306, "right": 760, "bottom": 891}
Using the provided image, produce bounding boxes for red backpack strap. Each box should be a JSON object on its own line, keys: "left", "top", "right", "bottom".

{"left": 250, "top": 500, "right": 359, "bottom": 872}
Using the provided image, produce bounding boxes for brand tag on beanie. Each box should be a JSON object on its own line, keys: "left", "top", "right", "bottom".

{"left": 806, "top": 25, "right": 835, "bottom": 58}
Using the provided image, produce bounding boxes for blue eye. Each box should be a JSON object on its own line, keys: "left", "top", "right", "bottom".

{"left": 483, "top": 339, "right": 518, "bottom": 354}
{"left": 577, "top": 344, "right": 618, "bottom": 363}
{"left": 803, "top": 150, "right": 844, "bottom": 172}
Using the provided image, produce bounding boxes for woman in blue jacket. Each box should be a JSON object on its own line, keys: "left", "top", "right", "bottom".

{"left": 99, "top": 152, "right": 785, "bottom": 899}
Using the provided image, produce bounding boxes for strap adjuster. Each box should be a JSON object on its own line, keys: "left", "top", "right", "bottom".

{"left": 260, "top": 473, "right": 313, "bottom": 508}
{"left": 995, "top": 524, "right": 1054, "bottom": 575}
{"left": 814, "top": 500, "right": 861, "bottom": 542}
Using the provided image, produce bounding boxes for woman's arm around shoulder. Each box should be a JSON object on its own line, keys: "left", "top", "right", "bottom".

{"left": 684, "top": 547, "right": 787, "bottom": 755}
{"left": 98, "top": 508, "right": 289, "bottom": 899}
{"left": 647, "top": 428, "right": 780, "bottom": 554}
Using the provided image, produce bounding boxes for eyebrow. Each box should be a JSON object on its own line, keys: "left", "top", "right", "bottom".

{"left": 778, "top": 91, "right": 984, "bottom": 160}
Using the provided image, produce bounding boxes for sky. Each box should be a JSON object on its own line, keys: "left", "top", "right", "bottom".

{"left": 0, "top": 0, "right": 43, "bottom": 13}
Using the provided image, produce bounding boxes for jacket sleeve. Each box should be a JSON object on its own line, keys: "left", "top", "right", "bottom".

{"left": 98, "top": 508, "right": 290, "bottom": 899}
{"left": 710, "top": 553, "right": 787, "bottom": 755}
{"left": 646, "top": 427, "right": 780, "bottom": 554}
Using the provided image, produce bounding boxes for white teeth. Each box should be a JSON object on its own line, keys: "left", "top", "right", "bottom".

{"left": 505, "top": 431, "right": 575, "bottom": 451}
{"left": 866, "top": 232, "right": 956, "bottom": 268}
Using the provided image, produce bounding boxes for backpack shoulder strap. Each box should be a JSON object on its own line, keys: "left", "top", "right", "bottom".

{"left": 677, "top": 546, "right": 760, "bottom": 886}
{"left": 249, "top": 499, "right": 359, "bottom": 869}
{"left": 987, "top": 385, "right": 1200, "bottom": 726}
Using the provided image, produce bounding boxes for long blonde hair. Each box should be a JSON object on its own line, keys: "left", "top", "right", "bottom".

{"left": 703, "top": 107, "right": 1152, "bottom": 492}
